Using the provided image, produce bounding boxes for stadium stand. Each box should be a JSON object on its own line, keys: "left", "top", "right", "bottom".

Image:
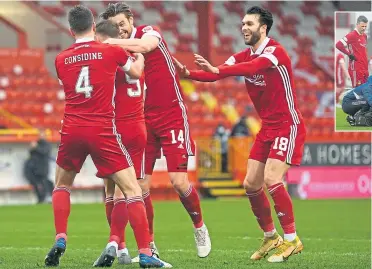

{"left": 0, "top": 1, "right": 370, "bottom": 141}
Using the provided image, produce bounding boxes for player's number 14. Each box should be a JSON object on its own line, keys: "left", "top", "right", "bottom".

{"left": 170, "top": 129, "right": 184, "bottom": 144}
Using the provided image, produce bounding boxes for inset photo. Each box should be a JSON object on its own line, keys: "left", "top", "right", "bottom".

{"left": 335, "top": 11, "right": 372, "bottom": 131}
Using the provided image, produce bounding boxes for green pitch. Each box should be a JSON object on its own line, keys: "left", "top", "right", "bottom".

{"left": 0, "top": 199, "right": 370, "bottom": 269}
{"left": 336, "top": 107, "right": 372, "bottom": 131}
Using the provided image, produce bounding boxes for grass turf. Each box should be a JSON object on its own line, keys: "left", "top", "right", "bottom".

{"left": 336, "top": 107, "right": 372, "bottom": 131}
{"left": 0, "top": 199, "right": 370, "bottom": 269}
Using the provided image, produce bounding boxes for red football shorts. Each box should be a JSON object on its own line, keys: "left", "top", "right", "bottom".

{"left": 56, "top": 125, "right": 133, "bottom": 178}
{"left": 249, "top": 123, "right": 306, "bottom": 165}
{"left": 115, "top": 120, "right": 146, "bottom": 179}
{"left": 349, "top": 69, "right": 368, "bottom": 87}
{"left": 145, "top": 105, "right": 195, "bottom": 175}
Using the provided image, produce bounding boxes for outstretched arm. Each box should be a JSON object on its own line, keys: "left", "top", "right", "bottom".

{"left": 200, "top": 56, "right": 273, "bottom": 77}
{"left": 173, "top": 55, "right": 227, "bottom": 82}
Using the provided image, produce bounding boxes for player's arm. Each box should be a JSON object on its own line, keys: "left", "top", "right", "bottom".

{"left": 123, "top": 53, "right": 144, "bottom": 79}
{"left": 114, "top": 47, "right": 144, "bottom": 79}
{"left": 336, "top": 33, "right": 357, "bottom": 61}
{"left": 173, "top": 56, "right": 225, "bottom": 81}
{"left": 199, "top": 56, "right": 273, "bottom": 77}
{"left": 105, "top": 36, "right": 159, "bottom": 53}
{"left": 193, "top": 47, "right": 277, "bottom": 77}
{"left": 173, "top": 52, "right": 244, "bottom": 82}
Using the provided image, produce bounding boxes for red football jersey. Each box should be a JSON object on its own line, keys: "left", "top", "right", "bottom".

{"left": 55, "top": 38, "right": 133, "bottom": 126}
{"left": 225, "top": 38, "right": 303, "bottom": 128}
{"left": 131, "top": 25, "right": 184, "bottom": 111}
{"left": 115, "top": 68, "right": 145, "bottom": 123}
{"left": 336, "top": 53, "right": 346, "bottom": 87}
{"left": 341, "top": 29, "right": 368, "bottom": 71}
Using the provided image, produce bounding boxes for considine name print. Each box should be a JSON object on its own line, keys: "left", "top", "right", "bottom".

{"left": 64, "top": 52, "right": 103, "bottom": 65}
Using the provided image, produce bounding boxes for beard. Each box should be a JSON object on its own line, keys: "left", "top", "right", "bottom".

{"left": 244, "top": 30, "right": 261, "bottom": 46}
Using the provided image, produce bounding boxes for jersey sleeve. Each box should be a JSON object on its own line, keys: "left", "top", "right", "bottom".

{"left": 111, "top": 46, "right": 134, "bottom": 71}
{"left": 341, "top": 31, "right": 357, "bottom": 46}
{"left": 258, "top": 46, "right": 287, "bottom": 66}
{"left": 141, "top": 25, "right": 162, "bottom": 41}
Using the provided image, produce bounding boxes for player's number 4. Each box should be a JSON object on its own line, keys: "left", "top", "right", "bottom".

{"left": 75, "top": 66, "right": 93, "bottom": 98}
{"left": 75, "top": 66, "right": 141, "bottom": 98}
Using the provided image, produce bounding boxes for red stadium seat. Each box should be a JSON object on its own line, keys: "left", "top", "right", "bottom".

{"left": 43, "top": 6, "right": 65, "bottom": 17}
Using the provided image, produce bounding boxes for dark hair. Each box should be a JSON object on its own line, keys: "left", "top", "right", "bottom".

{"left": 100, "top": 2, "right": 133, "bottom": 20}
{"left": 68, "top": 5, "right": 94, "bottom": 34}
{"left": 96, "top": 20, "right": 120, "bottom": 38}
{"left": 246, "top": 6, "right": 273, "bottom": 35}
{"left": 357, "top": 15, "right": 368, "bottom": 24}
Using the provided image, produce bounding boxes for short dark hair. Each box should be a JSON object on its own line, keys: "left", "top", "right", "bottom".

{"left": 99, "top": 2, "right": 133, "bottom": 20}
{"left": 357, "top": 15, "right": 368, "bottom": 24}
{"left": 96, "top": 20, "right": 120, "bottom": 38}
{"left": 68, "top": 5, "right": 94, "bottom": 34}
{"left": 246, "top": 6, "right": 273, "bottom": 35}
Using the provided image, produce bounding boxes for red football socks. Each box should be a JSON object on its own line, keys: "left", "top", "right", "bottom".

{"left": 109, "top": 198, "right": 128, "bottom": 248}
{"left": 105, "top": 196, "right": 114, "bottom": 226}
{"left": 246, "top": 187, "right": 275, "bottom": 232}
{"left": 124, "top": 196, "right": 151, "bottom": 254}
{"left": 267, "top": 183, "right": 296, "bottom": 234}
{"left": 179, "top": 185, "right": 203, "bottom": 228}
{"left": 52, "top": 187, "right": 71, "bottom": 238}
{"left": 143, "top": 191, "right": 155, "bottom": 241}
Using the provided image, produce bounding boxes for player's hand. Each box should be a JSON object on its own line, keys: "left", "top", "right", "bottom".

{"left": 348, "top": 54, "right": 357, "bottom": 61}
{"left": 194, "top": 54, "right": 219, "bottom": 74}
{"left": 103, "top": 38, "right": 113, "bottom": 44}
{"left": 133, "top": 53, "right": 144, "bottom": 61}
{"left": 173, "top": 57, "right": 190, "bottom": 77}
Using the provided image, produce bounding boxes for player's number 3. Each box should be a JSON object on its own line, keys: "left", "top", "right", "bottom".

{"left": 125, "top": 74, "right": 142, "bottom": 97}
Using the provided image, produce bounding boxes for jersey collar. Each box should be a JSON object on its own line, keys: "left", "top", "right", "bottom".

{"left": 354, "top": 28, "right": 363, "bottom": 35}
{"left": 251, "top": 37, "right": 270, "bottom": 55}
{"left": 130, "top": 27, "right": 137, "bottom": 39}
{"left": 75, "top": 37, "right": 95, "bottom": 43}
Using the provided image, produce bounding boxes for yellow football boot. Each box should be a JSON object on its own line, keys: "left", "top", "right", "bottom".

{"left": 267, "top": 236, "right": 303, "bottom": 263}
{"left": 250, "top": 232, "right": 283, "bottom": 260}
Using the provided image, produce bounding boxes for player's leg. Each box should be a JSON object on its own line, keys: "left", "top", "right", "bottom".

{"left": 45, "top": 165, "right": 77, "bottom": 267}
{"left": 92, "top": 130, "right": 171, "bottom": 268}
{"left": 141, "top": 128, "right": 161, "bottom": 250}
{"left": 349, "top": 68, "right": 356, "bottom": 87}
{"left": 103, "top": 179, "right": 115, "bottom": 226}
{"left": 109, "top": 122, "right": 148, "bottom": 265}
{"left": 161, "top": 119, "right": 211, "bottom": 258}
{"left": 111, "top": 184, "right": 131, "bottom": 264}
{"left": 45, "top": 130, "right": 87, "bottom": 267}
{"left": 355, "top": 69, "right": 368, "bottom": 86}
{"left": 110, "top": 168, "right": 171, "bottom": 268}
{"left": 244, "top": 131, "right": 282, "bottom": 260}
{"left": 265, "top": 124, "right": 306, "bottom": 263}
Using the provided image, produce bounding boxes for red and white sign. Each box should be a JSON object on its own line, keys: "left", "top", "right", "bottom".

{"left": 287, "top": 167, "right": 371, "bottom": 199}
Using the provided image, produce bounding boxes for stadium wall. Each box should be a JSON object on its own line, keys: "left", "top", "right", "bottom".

{"left": 0, "top": 142, "right": 197, "bottom": 205}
